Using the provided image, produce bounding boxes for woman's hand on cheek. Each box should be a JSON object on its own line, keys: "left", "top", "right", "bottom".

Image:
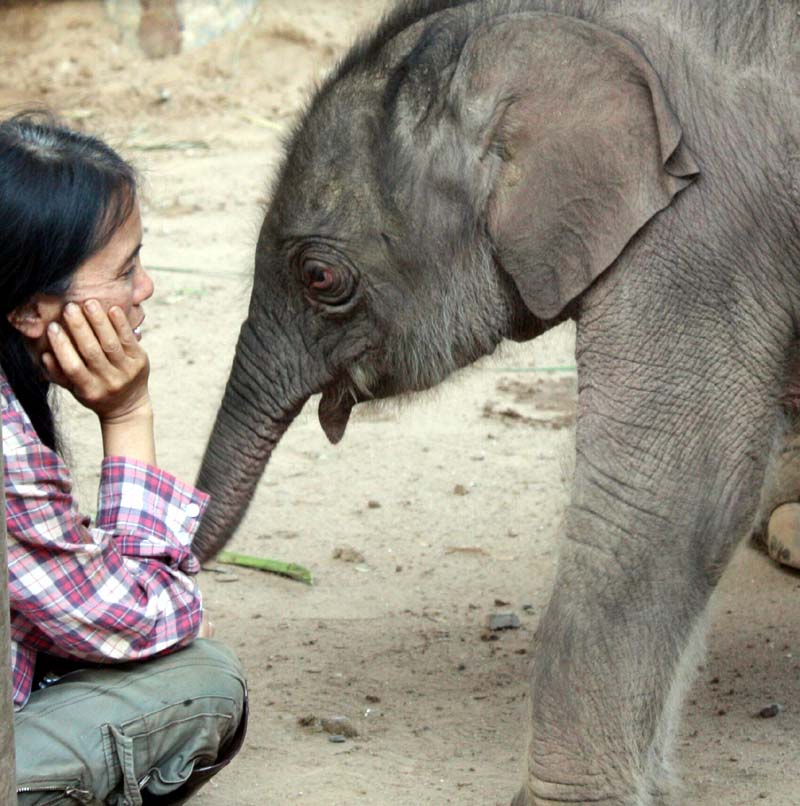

{"left": 44, "top": 300, "right": 152, "bottom": 425}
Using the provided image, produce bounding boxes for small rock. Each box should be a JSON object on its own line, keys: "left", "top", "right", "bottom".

{"left": 328, "top": 734, "right": 347, "bottom": 743}
{"left": 756, "top": 703, "right": 783, "bottom": 719}
{"left": 297, "top": 714, "right": 317, "bottom": 727}
{"left": 214, "top": 573, "right": 239, "bottom": 583}
{"left": 487, "top": 612, "right": 521, "bottom": 631}
{"left": 332, "top": 545, "right": 366, "bottom": 563}
{"left": 494, "top": 598, "right": 510, "bottom": 607}
{"left": 457, "top": 663, "right": 467, "bottom": 672}
{"left": 367, "top": 499, "right": 382, "bottom": 509}
{"left": 365, "top": 694, "right": 381, "bottom": 703}
{"left": 521, "top": 604, "right": 534, "bottom": 612}
{"left": 453, "top": 484, "right": 469, "bottom": 496}
{"left": 320, "top": 715, "right": 358, "bottom": 738}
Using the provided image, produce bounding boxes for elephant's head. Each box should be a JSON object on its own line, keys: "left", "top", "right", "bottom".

{"left": 193, "top": 5, "right": 697, "bottom": 561}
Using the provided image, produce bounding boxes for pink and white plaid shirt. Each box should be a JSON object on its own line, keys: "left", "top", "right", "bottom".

{"left": 2, "top": 372, "right": 207, "bottom": 710}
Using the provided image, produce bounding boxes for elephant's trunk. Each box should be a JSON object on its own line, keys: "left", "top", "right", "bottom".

{"left": 192, "top": 317, "right": 309, "bottom": 562}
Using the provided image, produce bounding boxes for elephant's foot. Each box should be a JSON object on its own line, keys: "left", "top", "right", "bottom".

{"left": 510, "top": 781, "right": 673, "bottom": 806}
{"left": 511, "top": 749, "right": 678, "bottom": 806}
{"left": 766, "top": 502, "right": 800, "bottom": 570}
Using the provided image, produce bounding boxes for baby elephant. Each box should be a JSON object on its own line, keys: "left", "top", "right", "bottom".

{"left": 195, "top": 1, "right": 800, "bottom": 803}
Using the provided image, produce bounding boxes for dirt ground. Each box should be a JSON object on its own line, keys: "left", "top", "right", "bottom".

{"left": 1, "top": 2, "right": 799, "bottom": 804}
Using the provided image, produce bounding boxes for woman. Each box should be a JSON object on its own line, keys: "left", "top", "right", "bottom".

{"left": 1, "top": 112, "right": 247, "bottom": 805}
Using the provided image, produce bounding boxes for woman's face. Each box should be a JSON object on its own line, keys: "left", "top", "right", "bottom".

{"left": 9, "top": 201, "right": 154, "bottom": 356}
{"left": 63, "top": 201, "right": 153, "bottom": 336}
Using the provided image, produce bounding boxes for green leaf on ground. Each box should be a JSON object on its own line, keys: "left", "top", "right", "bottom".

{"left": 215, "top": 550, "right": 313, "bottom": 585}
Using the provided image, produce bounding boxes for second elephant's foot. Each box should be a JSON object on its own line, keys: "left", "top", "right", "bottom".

{"left": 767, "top": 502, "right": 800, "bottom": 570}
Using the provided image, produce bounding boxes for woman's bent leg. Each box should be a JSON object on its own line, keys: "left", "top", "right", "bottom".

{"left": 14, "top": 639, "right": 247, "bottom": 806}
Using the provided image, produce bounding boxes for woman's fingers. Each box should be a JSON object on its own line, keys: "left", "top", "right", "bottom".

{"left": 40, "top": 351, "right": 71, "bottom": 389}
{"left": 107, "top": 305, "right": 140, "bottom": 353}
{"left": 46, "top": 321, "right": 93, "bottom": 392}
{"left": 82, "top": 299, "right": 127, "bottom": 364}
{"left": 45, "top": 301, "right": 151, "bottom": 418}
{"left": 62, "top": 302, "right": 109, "bottom": 373}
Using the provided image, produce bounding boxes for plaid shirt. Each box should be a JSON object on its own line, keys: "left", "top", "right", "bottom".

{"left": 2, "top": 372, "right": 207, "bottom": 710}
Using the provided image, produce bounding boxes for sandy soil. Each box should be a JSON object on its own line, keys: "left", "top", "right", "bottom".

{"left": 1, "top": 2, "right": 798, "bottom": 804}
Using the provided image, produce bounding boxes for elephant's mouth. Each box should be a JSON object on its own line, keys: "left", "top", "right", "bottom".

{"left": 318, "top": 386, "right": 359, "bottom": 444}
{"left": 318, "top": 361, "right": 379, "bottom": 444}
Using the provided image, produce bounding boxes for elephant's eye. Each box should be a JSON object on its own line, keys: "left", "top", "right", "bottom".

{"left": 303, "top": 261, "right": 334, "bottom": 290}
{"left": 300, "top": 259, "right": 356, "bottom": 307}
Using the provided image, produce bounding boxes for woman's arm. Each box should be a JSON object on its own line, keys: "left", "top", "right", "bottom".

{"left": 4, "top": 300, "right": 211, "bottom": 666}
{"left": 4, "top": 408, "right": 205, "bottom": 662}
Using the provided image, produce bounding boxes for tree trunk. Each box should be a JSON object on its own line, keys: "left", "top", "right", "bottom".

{"left": 0, "top": 419, "right": 16, "bottom": 802}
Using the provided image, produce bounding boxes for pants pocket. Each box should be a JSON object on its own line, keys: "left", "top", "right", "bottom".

{"left": 16, "top": 778, "right": 96, "bottom": 805}
{"left": 105, "top": 724, "right": 144, "bottom": 806}
{"left": 104, "top": 696, "right": 238, "bottom": 802}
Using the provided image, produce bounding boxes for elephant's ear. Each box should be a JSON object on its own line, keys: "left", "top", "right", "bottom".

{"left": 449, "top": 12, "right": 699, "bottom": 320}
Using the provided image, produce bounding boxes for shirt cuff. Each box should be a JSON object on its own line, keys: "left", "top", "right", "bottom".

{"left": 95, "top": 457, "right": 209, "bottom": 572}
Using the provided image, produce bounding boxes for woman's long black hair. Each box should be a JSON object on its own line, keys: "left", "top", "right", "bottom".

{"left": 0, "top": 111, "right": 138, "bottom": 451}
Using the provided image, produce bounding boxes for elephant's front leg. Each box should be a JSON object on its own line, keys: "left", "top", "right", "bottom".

{"left": 517, "top": 304, "right": 784, "bottom": 806}
{"left": 522, "top": 518, "right": 707, "bottom": 806}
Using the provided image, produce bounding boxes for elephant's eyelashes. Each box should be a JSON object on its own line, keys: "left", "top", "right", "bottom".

{"left": 300, "top": 259, "right": 356, "bottom": 306}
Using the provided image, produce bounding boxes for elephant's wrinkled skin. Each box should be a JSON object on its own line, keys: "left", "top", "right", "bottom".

{"left": 194, "top": 1, "right": 800, "bottom": 803}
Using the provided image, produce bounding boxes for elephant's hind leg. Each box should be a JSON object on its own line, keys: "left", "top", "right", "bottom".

{"left": 752, "top": 405, "right": 800, "bottom": 568}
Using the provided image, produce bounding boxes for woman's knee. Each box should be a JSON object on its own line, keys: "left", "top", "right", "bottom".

{"left": 130, "top": 640, "right": 248, "bottom": 799}
{"left": 169, "top": 638, "right": 247, "bottom": 713}
{"left": 15, "top": 638, "right": 248, "bottom": 805}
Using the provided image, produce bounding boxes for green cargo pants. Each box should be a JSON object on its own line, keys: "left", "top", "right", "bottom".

{"left": 14, "top": 639, "right": 247, "bottom": 805}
